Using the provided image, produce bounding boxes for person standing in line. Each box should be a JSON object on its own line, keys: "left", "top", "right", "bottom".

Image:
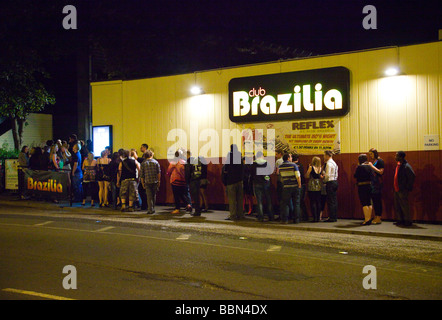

{"left": 71, "top": 143, "right": 83, "bottom": 203}
{"left": 243, "top": 155, "right": 254, "bottom": 215}
{"left": 277, "top": 153, "right": 301, "bottom": 224}
{"left": 185, "top": 150, "right": 203, "bottom": 216}
{"left": 108, "top": 152, "right": 121, "bottom": 209}
{"left": 97, "top": 150, "right": 111, "bottom": 207}
{"left": 140, "top": 150, "right": 161, "bottom": 215}
{"left": 354, "top": 154, "right": 374, "bottom": 225}
{"left": 251, "top": 151, "right": 274, "bottom": 222}
{"left": 275, "top": 149, "right": 284, "bottom": 218}
{"left": 137, "top": 143, "right": 149, "bottom": 210}
{"left": 222, "top": 144, "right": 244, "bottom": 221}
{"left": 368, "top": 148, "right": 384, "bottom": 224}
{"left": 167, "top": 149, "right": 192, "bottom": 214}
{"left": 117, "top": 149, "right": 140, "bottom": 212}
{"left": 82, "top": 152, "right": 98, "bottom": 207}
{"left": 305, "top": 156, "right": 322, "bottom": 222}
{"left": 292, "top": 153, "right": 308, "bottom": 221}
{"left": 393, "top": 151, "right": 416, "bottom": 227}
{"left": 323, "top": 150, "right": 338, "bottom": 222}
{"left": 199, "top": 156, "right": 209, "bottom": 212}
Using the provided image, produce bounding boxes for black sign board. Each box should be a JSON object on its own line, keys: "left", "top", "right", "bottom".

{"left": 229, "top": 66, "right": 350, "bottom": 123}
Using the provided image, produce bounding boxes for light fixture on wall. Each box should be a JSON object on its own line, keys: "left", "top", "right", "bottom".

{"left": 384, "top": 67, "right": 400, "bottom": 76}
{"left": 190, "top": 71, "right": 205, "bottom": 95}
{"left": 384, "top": 47, "right": 404, "bottom": 77}
{"left": 190, "top": 85, "right": 204, "bottom": 95}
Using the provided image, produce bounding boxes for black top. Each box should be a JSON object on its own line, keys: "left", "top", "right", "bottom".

{"left": 121, "top": 158, "right": 137, "bottom": 181}
{"left": 354, "top": 164, "right": 372, "bottom": 183}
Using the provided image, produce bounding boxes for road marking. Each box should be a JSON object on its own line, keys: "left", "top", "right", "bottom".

{"left": 33, "top": 221, "right": 54, "bottom": 227}
{"left": 267, "top": 245, "right": 282, "bottom": 252}
{"left": 95, "top": 226, "right": 115, "bottom": 232}
{"left": 0, "top": 222, "right": 440, "bottom": 279}
{"left": 176, "top": 234, "right": 191, "bottom": 240}
{"left": 2, "top": 288, "right": 75, "bottom": 300}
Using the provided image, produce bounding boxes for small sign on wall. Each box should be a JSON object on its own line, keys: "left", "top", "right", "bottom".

{"left": 423, "top": 135, "right": 439, "bottom": 150}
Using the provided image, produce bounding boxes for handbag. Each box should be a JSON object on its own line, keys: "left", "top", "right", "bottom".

{"left": 308, "top": 178, "right": 322, "bottom": 192}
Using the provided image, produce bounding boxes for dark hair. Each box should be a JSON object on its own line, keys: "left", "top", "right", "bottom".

{"left": 69, "top": 134, "right": 77, "bottom": 140}
{"left": 141, "top": 143, "right": 148, "bottom": 149}
{"left": 369, "top": 148, "right": 379, "bottom": 159}
{"left": 282, "top": 153, "right": 290, "bottom": 161}
{"left": 397, "top": 151, "right": 406, "bottom": 159}
{"left": 358, "top": 154, "right": 368, "bottom": 164}
{"left": 291, "top": 153, "right": 299, "bottom": 162}
{"left": 111, "top": 152, "right": 121, "bottom": 162}
{"left": 21, "top": 146, "right": 28, "bottom": 153}
{"left": 324, "top": 150, "right": 334, "bottom": 157}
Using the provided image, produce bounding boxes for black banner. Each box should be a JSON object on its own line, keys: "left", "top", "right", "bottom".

{"left": 229, "top": 66, "right": 350, "bottom": 123}
{"left": 23, "top": 169, "right": 70, "bottom": 199}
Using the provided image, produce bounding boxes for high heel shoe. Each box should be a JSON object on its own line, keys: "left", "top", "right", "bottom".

{"left": 361, "top": 219, "right": 372, "bottom": 226}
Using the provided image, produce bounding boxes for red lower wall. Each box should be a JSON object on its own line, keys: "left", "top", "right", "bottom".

{"left": 156, "top": 150, "right": 442, "bottom": 222}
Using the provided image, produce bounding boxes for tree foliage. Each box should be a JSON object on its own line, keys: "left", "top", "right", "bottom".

{"left": 0, "top": 61, "right": 55, "bottom": 150}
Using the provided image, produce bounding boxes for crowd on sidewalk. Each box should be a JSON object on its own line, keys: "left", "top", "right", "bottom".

{"left": 17, "top": 135, "right": 417, "bottom": 227}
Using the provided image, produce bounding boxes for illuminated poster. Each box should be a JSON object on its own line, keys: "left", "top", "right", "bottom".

{"left": 229, "top": 66, "right": 350, "bottom": 123}
{"left": 241, "top": 119, "right": 340, "bottom": 156}
{"left": 5, "top": 159, "right": 19, "bottom": 190}
{"left": 93, "top": 125, "right": 113, "bottom": 155}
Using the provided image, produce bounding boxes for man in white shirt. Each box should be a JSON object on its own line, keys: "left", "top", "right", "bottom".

{"left": 323, "top": 150, "right": 338, "bottom": 222}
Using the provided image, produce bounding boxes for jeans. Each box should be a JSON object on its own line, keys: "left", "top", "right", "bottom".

{"left": 394, "top": 190, "right": 411, "bottom": 224}
{"left": 172, "top": 184, "right": 191, "bottom": 210}
{"left": 281, "top": 187, "right": 300, "bottom": 223}
{"left": 308, "top": 191, "right": 321, "bottom": 222}
{"left": 371, "top": 191, "right": 382, "bottom": 217}
{"left": 72, "top": 173, "right": 83, "bottom": 202}
{"left": 189, "top": 180, "right": 201, "bottom": 214}
{"left": 145, "top": 182, "right": 159, "bottom": 213}
{"left": 326, "top": 181, "right": 338, "bottom": 220}
{"left": 111, "top": 181, "right": 120, "bottom": 209}
{"left": 226, "top": 181, "right": 244, "bottom": 220}
{"left": 253, "top": 181, "right": 274, "bottom": 221}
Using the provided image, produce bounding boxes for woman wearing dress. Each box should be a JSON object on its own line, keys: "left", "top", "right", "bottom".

{"left": 82, "top": 152, "right": 98, "bottom": 206}
{"left": 97, "top": 150, "right": 111, "bottom": 207}
{"left": 354, "top": 154, "right": 374, "bottom": 225}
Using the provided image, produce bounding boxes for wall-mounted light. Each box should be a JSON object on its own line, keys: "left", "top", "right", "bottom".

{"left": 190, "top": 85, "right": 204, "bottom": 95}
{"left": 384, "top": 67, "right": 400, "bottom": 76}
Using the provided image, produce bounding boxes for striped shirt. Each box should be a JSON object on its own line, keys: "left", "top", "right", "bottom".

{"left": 278, "top": 161, "right": 301, "bottom": 188}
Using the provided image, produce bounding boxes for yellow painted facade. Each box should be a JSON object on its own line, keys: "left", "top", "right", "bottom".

{"left": 91, "top": 41, "right": 441, "bottom": 158}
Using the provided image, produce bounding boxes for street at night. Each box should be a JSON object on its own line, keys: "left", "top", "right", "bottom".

{"left": 0, "top": 204, "right": 440, "bottom": 301}
{"left": 1, "top": 0, "right": 441, "bottom": 310}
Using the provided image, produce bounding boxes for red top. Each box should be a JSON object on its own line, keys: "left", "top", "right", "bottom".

{"left": 394, "top": 162, "right": 400, "bottom": 192}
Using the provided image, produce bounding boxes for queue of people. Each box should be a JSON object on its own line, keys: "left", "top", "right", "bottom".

{"left": 17, "top": 136, "right": 416, "bottom": 226}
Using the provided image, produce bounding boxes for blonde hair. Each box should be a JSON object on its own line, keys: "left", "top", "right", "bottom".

{"left": 87, "top": 152, "right": 95, "bottom": 162}
{"left": 312, "top": 156, "right": 321, "bottom": 168}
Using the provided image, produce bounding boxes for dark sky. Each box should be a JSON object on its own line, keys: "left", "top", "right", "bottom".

{"left": 2, "top": 0, "right": 441, "bottom": 79}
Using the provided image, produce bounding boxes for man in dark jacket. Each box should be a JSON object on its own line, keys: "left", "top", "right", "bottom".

{"left": 222, "top": 144, "right": 244, "bottom": 221}
{"left": 185, "top": 150, "right": 207, "bottom": 216}
{"left": 393, "top": 151, "right": 415, "bottom": 226}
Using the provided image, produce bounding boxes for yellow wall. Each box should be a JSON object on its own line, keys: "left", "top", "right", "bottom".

{"left": 91, "top": 41, "right": 441, "bottom": 158}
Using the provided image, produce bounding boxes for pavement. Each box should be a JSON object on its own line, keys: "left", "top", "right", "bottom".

{"left": 0, "top": 193, "right": 441, "bottom": 242}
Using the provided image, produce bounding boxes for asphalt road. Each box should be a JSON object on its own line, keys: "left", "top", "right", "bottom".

{"left": 0, "top": 211, "right": 441, "bottom": 303}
